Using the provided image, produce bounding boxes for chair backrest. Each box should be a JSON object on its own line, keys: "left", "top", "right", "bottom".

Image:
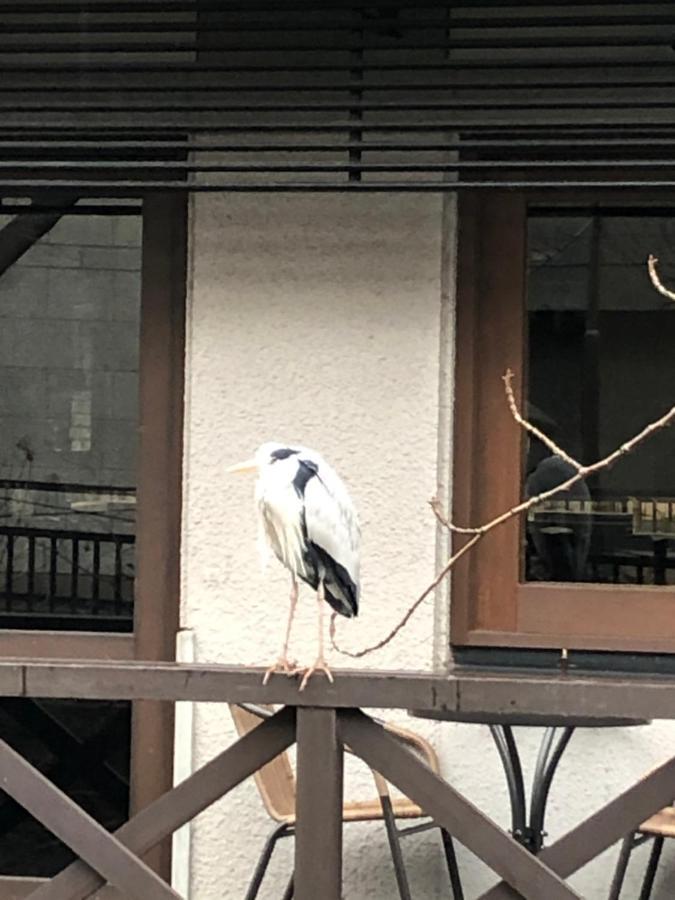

{"left": 229, "top": 704, "right": 296, "bottom": 822}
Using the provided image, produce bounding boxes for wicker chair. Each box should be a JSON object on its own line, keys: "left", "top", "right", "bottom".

{"left": 608, "top": 805, "right": 675, "bottom": 900}
{"left": 230, "top": 703, "right": 464, "bottom": 900}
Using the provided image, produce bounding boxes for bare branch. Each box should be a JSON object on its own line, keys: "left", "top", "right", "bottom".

{"left": 331, "top": 369, "right": 675, "bottom": 660}
{"left": 331, "top": 252, "right": 675, "bottom": 660}
{"left": 648, "top": 254, "right": 675, "bottom": 303}
{"left": 503, "top": 369, "right": 583, "bottom": 472}
{"left": 430, "top": 496, "right": 482, "bottom": 535}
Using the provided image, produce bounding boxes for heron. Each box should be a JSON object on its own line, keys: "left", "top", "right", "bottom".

{"left": 228, "top": 442, "right": 360, "bottom": 690}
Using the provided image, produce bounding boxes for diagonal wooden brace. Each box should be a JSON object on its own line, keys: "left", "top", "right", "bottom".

{"left": 478, "top": 752, "right": 675, "bottom": 900}
{"left": 338, "top": 709, "right": 580, "bottom": 900}
{"left": 0, "top": 736, "right": 179, "bottom": 900}
{"left": 28, "top": 705, "right": 297, "bottom": 900}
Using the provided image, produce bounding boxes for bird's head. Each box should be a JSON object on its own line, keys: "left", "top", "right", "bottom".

{"left": 227, "top": 442, "right": 301, "bottom": 475}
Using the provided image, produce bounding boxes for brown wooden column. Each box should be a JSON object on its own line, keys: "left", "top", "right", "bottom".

{"left": 131, "top": 192, "right": 188, "bottom": 878}
{"left": 295, "top": 708, "right": 344, "bottom": 900}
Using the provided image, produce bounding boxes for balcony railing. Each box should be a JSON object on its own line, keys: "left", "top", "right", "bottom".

{"left": 0, "top": 526, "right": 134, "bottom": 631}
{"left": 0, "top": 661, "right": 674, "bottom": 899}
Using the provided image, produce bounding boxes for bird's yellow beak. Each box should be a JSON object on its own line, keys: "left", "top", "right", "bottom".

{"left": 226, "top": 459, "right": 258, "bottom": 474}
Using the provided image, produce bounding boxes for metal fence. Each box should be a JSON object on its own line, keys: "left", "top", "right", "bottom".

{"left": 0, "top": 526, "right": 134, "bottom": 631}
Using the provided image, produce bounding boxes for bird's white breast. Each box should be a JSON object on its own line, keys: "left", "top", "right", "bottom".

{"left": 255, "top": 458, "right": 308, "bottom": 578}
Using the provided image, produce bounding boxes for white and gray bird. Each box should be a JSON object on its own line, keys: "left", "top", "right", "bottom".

{"left": 228, "top": 442, "right": 360, "bottom": 690}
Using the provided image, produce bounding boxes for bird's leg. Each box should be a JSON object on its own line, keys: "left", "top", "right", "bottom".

{"left": 298, "top": 579, "right": 335, "bottom": 691}
{"left": 262, "top": 576, "right": 299, "bottom": 685}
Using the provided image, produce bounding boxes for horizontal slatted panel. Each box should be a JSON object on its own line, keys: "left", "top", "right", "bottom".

{"left": 0, "top": 1, "right": 674, "bottom": 196}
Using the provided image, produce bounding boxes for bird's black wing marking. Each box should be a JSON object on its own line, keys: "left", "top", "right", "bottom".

{"left": 308, "top": 542, "right": 359, "bottom": 618}
{"left": 292, "top": 458, "right": 318, "bottom": 498}
{"left": 298, "top": 538, "right": 358, "bottom": 618}
{"left": 292, "top": 458, "right": 358, "bottom": 618}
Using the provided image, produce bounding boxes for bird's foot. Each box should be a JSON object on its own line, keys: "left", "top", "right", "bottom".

{"left": 262, "top": 657, "right": 300, "bottom": 685}
{"left": 298, "top": 657, "right": 334, "bottom": 692}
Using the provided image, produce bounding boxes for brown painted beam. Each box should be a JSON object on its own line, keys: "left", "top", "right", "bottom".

{"left": 0, "top": 194, "right": 78, "bottom": 277}
{"left": 478, "top": 752, "right": 675, "bottom": 900}
{"left": 0, "top": 633, "right": 133, "bottom": 665}
{"left": 20, "top": 662, "right": 459, "bottom": 710}
{"left": 295, "top": 708, "right": 343, "bottom": 900}
{"left": 131, "top": 190, "right": 188, "bottom": 878}
{"left": 28, "top": 706, "right": 296, "bottom": 900}
{"left": 6, "top": 659, "right": 675, "bottom": 720}
{"left": 0, "top": 737, "right": 179, "bottom": 900}
{"left": 338, "top": 709, "right": 580, "bottom": 900}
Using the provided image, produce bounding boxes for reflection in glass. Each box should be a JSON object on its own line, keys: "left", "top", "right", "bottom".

{"left": 0, "top": 213, "right": 140, "bottom": 630}
{"left": 0, "top": 213, "right": 137, "bottom": 872}
{"left": 525, "top": 211, "right": 675, "bottom": 586}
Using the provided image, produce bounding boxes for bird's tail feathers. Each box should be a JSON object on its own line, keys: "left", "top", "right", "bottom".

{"left": 324, "top": 582, "right": 358, "bottom": 619}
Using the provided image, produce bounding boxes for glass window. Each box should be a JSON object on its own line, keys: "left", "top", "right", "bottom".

{"left": 0, "top": 213, "right": 140, "bottom": 631}
{"left": 525, "top": 210, "right": 675, "bottom": 586}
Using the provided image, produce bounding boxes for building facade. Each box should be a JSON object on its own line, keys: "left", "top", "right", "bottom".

{"left": 181, "top": 192, "right": 675, "bottom": 899}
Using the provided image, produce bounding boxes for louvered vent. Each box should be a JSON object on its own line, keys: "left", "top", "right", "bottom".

{"left": 1, "top": 0, "right": 675, "bottom": 198}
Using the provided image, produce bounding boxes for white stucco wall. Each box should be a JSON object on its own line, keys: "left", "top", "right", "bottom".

{"left": 182, "top": 192, "right": 675, "bottom": 899}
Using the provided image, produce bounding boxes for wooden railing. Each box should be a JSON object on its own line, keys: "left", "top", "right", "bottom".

{"left": 0, "top": 661, "right": 675, "bottom": 899}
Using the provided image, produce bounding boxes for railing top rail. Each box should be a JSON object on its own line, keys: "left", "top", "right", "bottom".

{"left": 0, "top": 525, "right": 135, "bottom": 541}
{"left": 0, "top": 659, "right": 672, "bottom": 720}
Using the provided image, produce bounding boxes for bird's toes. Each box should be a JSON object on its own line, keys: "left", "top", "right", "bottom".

{"left": 298, "top": 659, "right": 334, "bottom": 691}
{"left": 262, "top": 657, "right": 299, "bottom": 685}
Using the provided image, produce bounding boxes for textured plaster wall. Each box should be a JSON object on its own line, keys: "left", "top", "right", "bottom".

{"left": 183, "top": 193, "right": 675, "bottom": 899}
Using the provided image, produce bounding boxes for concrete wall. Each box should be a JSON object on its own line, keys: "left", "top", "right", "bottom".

{"left": 183, "top": 193, "right": 675, "bottom": 899}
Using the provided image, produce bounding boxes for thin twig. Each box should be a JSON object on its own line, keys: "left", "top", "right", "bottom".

{"left": 648, "top": 254, "right": 675, "bottom": 303}
{"left": 331, "top": 366, "right": 675, "bottom": 661}
{"left": 503, "top": 369, "right": 583, "bottom": 471}
{"left": 429, "top": 496, "right": 482, "bottom": 534}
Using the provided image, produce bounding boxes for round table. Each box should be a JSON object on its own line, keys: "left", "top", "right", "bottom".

{"left": 409, "top": 707, "right": 647, "bottom": 853}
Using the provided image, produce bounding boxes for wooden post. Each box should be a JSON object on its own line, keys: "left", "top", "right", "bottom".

{"left": 295, "top": 708, "right": 343, "bottom": 900}
{"left": 132, "top": 191, "right": 188, "bottom": 878}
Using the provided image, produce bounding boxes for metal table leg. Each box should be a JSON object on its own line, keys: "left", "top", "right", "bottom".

{"left": 529, "top": 726, "right": 574, "bottom": 853}
{"left": 489, "top": 725, "right": 527, "bottom": 846}
{"left": 490, "top": 725, "right": 575, "bottom": 854}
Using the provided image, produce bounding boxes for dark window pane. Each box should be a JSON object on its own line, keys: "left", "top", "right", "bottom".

{"left": 0, "top": 213, "right": 140, "bottom": 631}
{"left": 525, "top": 211, "right": 675, "bottom": 586}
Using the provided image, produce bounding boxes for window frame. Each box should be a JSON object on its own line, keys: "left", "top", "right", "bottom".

{"left": 0, "top": 193, "right": 187, "bottom": 882}
{"left": 451, "top": 189, "right": 675, "bottom": 655}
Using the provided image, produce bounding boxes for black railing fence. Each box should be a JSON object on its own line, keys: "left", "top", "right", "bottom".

{"left": 0, "top": 480, "right": 135, "bottom": 631}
